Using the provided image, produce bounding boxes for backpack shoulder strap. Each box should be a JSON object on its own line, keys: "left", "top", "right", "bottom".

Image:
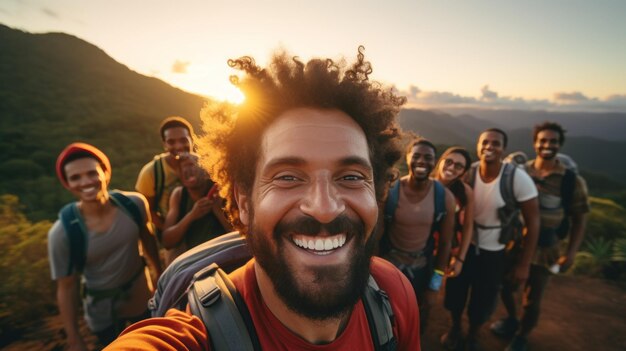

{"left": 432, "top": 180, "right": 447, "bottom": 232}
{"left": 561, "top": 169, "right": 576, "bottom": 213}
{"left": 110, "top": 191, "right": 144, "bottom": 230}
{"left": 189, "top": 266, "right": 396, "bottom": 351}
{"left": 60, "top": 202, "right": 88, "bottom": 275}
{"left": 499, "top": 162, "right": 517, "bottom": 210}
{"left": 153, "top": 155, "right": 165, "bottom": 211}
{"left": 467, "top": 162, "right": 479, "bottom": 188}
{"left": 362, "top": 275, "right": 397, "bottom": 351}
{"left": 188, "top": 264, "right": 260, "bottom": 351}
{"left": 384, "top": 180, "right": 401, "bottom": 223}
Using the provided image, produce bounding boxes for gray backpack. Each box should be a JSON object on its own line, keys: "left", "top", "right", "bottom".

{"left": 149, "top": 232, "right": 398, "bottom": 350}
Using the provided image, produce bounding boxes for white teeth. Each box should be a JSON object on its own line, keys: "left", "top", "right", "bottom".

{"left": 323, "top": 238, "right": 331, "bottom": 250}
{"left": 81, "top": 187, "right": 96, "bottom": 193}
{"left": 315, "top": 240, "right": 324, "bottom": 250}
{"left": 416, "top": 167, "right": 427, "bottom": 172}
{"left": 292, "top": 234, "right": 347, "bottom": 252}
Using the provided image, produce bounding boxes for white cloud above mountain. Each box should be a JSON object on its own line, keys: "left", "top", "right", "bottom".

{"left": 397, "top": 85, "right": 626, "bottom": 113}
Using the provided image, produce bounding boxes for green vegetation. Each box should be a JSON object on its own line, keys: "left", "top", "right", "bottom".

{"left": 0, "top": 195, "right": 55, "bottom": 344}
{"left": 570, "top": 197, "right": 626, "bottom": 281}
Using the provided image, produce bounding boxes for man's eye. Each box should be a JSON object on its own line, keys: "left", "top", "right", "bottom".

{"left": 275, "top": 175, "right": 298, "bottom": 182}
{"left": 340, "top": 174, "right": 366, "bottom": 182}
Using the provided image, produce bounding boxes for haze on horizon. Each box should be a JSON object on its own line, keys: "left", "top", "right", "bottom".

{"left": 1, "top": 0, "right": 625, "bottom": 113}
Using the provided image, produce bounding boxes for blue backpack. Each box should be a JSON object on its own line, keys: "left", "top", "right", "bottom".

{"left": 379, "top": 179, "right": 447, "bottom": 257}
{"left": 59, "top": 191, "right": 143, "bottom": 275}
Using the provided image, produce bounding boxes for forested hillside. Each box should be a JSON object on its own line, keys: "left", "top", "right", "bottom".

{"left": 0, "top": 24, "right": 207, "bottom": 220}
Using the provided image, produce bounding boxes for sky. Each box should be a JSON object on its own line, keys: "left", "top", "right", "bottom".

{"left": 2, "top": 0, "right": 626, "bottom": 112}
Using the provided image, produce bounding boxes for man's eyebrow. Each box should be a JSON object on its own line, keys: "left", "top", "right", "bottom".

{"left": 263, "top": 157, "right": 306, "bottom": 170}
{"left": 263, "top": 156, "right": 372, "bottom": 172}
{"left": 339, "top": 156, "right": 373, "bottom": 172}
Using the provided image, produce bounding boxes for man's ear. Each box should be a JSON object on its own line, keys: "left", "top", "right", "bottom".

{"left": 234, "top": 184, "right": 250, "bottom": 226}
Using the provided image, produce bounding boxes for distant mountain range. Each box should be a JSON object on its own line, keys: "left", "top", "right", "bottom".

{"left": 439, "top": 108, "right": 626, "bottom": 142}
{"left": 0, "top": 24, "right": 624, "bottom": 219}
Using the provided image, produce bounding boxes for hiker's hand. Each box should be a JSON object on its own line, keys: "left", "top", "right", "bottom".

{"left": 557, "top": 254, "right": 575, "bottom": 272}
{"left": 424, "top": 289, "right": 437, "bottom": 309}
{"left": 447, "top": 257, "right": 463, "bottom": 277}
{"left": 512, "top": 262, "right": 530, "bottom": 284}
{"left": 190, "top": 198, "right": 213, "bottom": 220}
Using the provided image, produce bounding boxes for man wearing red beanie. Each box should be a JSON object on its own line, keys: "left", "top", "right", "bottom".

{"left": 48, "top": 142, "right": 162, "bottom": 350}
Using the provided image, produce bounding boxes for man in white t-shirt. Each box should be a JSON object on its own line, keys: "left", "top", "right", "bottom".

{"left": 441, "top": 128, "right": 539, "bottom": 351}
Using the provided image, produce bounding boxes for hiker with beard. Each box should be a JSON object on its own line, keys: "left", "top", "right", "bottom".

{"left": 105, "top": 47, "right": 420, "bottom": 350}
{"left": 379, "top": 138, "right": 456, "bottom": 339}
{"left": 491, "top": 122, "right": 590, "bottom": 351}
{"left": 161, "top": 152, "right": 231, "bottom": 257}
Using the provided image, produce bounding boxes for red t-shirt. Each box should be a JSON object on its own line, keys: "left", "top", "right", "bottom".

{"left": 105, "top": 257, "right": 420, "bottom": 350}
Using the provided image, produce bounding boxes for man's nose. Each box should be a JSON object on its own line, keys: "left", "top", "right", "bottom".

{"left": 300, "top": 178, "right": 345, "bottom": 224}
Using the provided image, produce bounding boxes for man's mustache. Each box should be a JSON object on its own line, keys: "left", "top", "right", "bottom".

{"left": 275, "top": 215, "right": 365, "bottom": 236}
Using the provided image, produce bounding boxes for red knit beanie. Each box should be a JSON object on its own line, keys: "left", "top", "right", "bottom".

{"left": 56, "top": 142, "right": 111, "bottom": 189}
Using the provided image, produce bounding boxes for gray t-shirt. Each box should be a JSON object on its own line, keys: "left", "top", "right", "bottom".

{"left": 48, "top": 192, "right": 151, "bottom": 331}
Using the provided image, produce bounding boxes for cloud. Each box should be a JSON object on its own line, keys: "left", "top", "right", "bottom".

{"left": 397, "top": 85, "right": 625, "bottom": 113}
{"left": 171, "top": 60, "right": 190, "bottom": 74}
{"left": 554, "top": 91, "right": 589, "bottom": 102}
{"left": 41, "top": 8, "right": 59, "bottom": 19}
{"left": 480, "top": 85, "right": 499, "bottom": 100}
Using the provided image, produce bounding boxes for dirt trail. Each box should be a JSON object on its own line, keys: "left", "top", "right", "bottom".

{"left": 4, "top": 275, "right": 626, "bottom": 350}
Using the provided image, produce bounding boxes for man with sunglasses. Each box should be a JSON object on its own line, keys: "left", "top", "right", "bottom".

{"left": 492, "top": 122, "right": 590, "bottom": 351}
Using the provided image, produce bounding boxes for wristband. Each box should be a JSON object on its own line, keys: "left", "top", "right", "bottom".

{"left": 455, "top": 256, "right": 464, "bottom": 264}
{"left": 429, "top": 270, "right": 444, "bottom": 291}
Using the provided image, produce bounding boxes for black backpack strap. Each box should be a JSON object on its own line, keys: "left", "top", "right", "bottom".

{"left": 109, "top": 191, "right": 144, "bottom": 229}
{"left": 153, "top": 155, "right": 165, "bottom": 213}
{"left": 379, "top": 180, "right": 401, "bottom": 255}
{"left": 499, "top": 162, "right": 517, "bottom": 211}
{"left": 362, "top": 275, "right": 397, "bottom": 351}
{"left": 188, "top": 264, "right": 260, "bottom": 351}
{"left": 431, "top": 180, "right": 447, "bottom": 234}
{"left": 467, "top": 162, "right": 479, "bottom": 189}
{"left": 384, "top": 180, "right": 401, "bottom": 224}
{"left": 424, "top": 180, "right": 447, "bottom": 257}
{"left": 60, "top": 202, "right": 88, "bottom": 275}
{"left": 560, "top": 169, "right": 576, "bottom": 214}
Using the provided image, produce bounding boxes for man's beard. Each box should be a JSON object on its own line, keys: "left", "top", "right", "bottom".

{"left": 246, "top": 213, "right": 376, "bottom": 321}
{"left": 538, "top": 148, "right": 558, "bottom": 160}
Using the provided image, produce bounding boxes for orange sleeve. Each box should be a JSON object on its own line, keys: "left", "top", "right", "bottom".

{"left": 104, "top": 309, "right": 210, "bottom": 350}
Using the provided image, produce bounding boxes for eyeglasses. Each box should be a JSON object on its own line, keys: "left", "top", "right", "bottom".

{"left": 443, "top": 158, "right": 466, "bottom": 171}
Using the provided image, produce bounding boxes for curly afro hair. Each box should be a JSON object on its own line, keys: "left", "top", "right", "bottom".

{"left": 196, "top": 46, "right": 406, "bottom": 233}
